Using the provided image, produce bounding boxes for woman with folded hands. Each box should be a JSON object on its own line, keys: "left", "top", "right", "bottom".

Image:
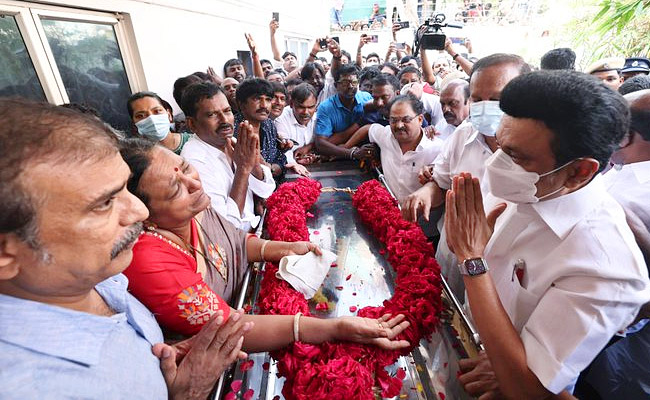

{"left": 120, "top": 138, "right": 410, "bottom": 352}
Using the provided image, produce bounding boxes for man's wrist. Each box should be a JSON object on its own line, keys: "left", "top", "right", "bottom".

{"left": 310, "top": 52, "right": 318, "bottom": 58}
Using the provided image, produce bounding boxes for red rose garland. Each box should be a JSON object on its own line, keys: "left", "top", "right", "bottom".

{"left": 258, "top": 178, "right": 442, "bottom": 399}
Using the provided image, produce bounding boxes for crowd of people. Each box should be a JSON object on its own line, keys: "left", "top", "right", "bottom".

{"left": 1, "top": 14, "right": 650, "bottom": 400}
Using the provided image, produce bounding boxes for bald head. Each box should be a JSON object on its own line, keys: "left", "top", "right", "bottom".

{"left": 440, "top": 79, "right": 470, "bottom": 126}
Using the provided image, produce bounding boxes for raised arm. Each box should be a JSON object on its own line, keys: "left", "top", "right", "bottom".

{"left": 445, "top": 38, "right": 473, "bottom": 75}
{"left": 421, "top": 48, "right": 436, "bottom": 85}
{"left": 356, "top": 34, "right": 371, "bottom": 66}
{"left": 269, "top": 19, "right": 282, "bottom": 62}
{"left": 245, "top": 33, "right": 265, "bottom": 79}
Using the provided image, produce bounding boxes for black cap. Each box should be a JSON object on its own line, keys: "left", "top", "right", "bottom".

{"left": 621, "top": 57, "right": 650, "bottom": 74}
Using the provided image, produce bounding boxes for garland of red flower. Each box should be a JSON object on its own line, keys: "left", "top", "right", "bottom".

{"left": 258, "top": 178, "right": 442, "bottom": 400}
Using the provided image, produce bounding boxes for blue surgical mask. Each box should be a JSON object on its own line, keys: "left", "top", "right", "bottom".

{"left": 469, "top": 100, "right": 504, "bottom": 137}
{"left": 135, "top": 113, "right": 171, "bottom": 141}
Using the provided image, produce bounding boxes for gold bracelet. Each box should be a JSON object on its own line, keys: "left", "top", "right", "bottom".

{"left": 293, "top": 312, "right": 302, "bottom": 342}
{"left": 260, "top": 239, "right": 270, "bottom": 262}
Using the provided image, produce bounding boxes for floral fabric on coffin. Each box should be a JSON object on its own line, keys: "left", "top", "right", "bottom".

{"left": 258, "top": 178, "right": 443, "bottom": 400}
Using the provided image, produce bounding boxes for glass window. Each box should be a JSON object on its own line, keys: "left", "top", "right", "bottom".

{"left": 0, "top": 15, "right": 46, "bottom": 101}
{"left": 40, "top": 18, "right": 132, "bottom": 131}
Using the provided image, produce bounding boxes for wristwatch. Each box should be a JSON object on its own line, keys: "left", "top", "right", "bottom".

{"left": 459, "top": 257, "right": 489, "bottom": 276}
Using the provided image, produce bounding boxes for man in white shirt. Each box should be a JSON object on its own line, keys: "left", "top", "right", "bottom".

{"left": 365, "top": 94, "right": 443, "bottom": 204}
{"left": 274, "top": 83, "right": 317, "bottom": 174}
{"left": 445, "top": 70, "right": 650, "bottom": 399}
{"left": 180, "top": 82, "right": 275, "bottom": 231}
{"left": 402, "top": 54, "right": 532, "bottom": 299}
{"left": 581, "top": 89, "right": 650, "bottom": 399}
{"left": 434, "top": 79, "right": 470, "bottom": 141}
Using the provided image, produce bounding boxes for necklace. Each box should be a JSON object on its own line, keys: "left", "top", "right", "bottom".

{"left": 145, "top": 220, "right": 229, "bottom": 282}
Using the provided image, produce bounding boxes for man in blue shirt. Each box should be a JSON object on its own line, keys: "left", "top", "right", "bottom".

{"left": 314, "top": 63, "right": 373, "bottom": 159}
{"left": 0, "top": 99, "right": 247, "bottom": 399}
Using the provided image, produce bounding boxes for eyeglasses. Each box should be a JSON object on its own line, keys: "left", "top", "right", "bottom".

{"left": 337, "top": 79, "right": 359, "bottom": 87}
{"left": 389, "top": 115, "right": 418, "bottom": 124}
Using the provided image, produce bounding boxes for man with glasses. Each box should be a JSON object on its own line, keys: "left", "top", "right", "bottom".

{"left": 313, "top": 64, "right": 372, "bottom": 159}
{"left": 360, "top": 94, "right": 443, "bottom": 204}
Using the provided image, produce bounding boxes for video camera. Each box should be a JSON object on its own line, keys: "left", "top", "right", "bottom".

{"left": 413, "top": 14, "right": 462, "bottom": 56}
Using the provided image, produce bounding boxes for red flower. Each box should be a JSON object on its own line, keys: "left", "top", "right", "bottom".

{"left": 257, "top": 178, "right": 443, "bottom": 399}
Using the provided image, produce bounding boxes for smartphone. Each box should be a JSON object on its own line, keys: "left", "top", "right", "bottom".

{"left": 331, "top": 36, "right": 340, "bottom": 43}
{"left": 319, "top": 39, "right": 328, "bottom": 49}
{"left": 369, "top": 34, "right": 379, "bottom": 43}
{"left": 395, "top": 42, "right": 406, "bottom": 50}
{"left": 272, "top": 12, "right": 279, "bottom": 22}
{"left": 398, "top": 21, "right": 410, "bottom": 29}
{"left": 451, "top": 37, "right": 465, "bottom": 45}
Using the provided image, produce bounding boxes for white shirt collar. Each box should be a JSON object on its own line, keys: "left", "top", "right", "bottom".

{"left": 630, "top": 160, "right": 650, "bottom": 184}
{"left": 527, "top": 174, "right": 607, "bottom": 239}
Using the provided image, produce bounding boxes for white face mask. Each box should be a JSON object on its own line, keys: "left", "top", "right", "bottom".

{"left": 469, "top": 100, "right": 504, "bottom": 137}
{"left": 485, "top": 149, "right": 571, "bottom": 203}
{"left": 135, "top": 113, "right": 171, "bottom": 141}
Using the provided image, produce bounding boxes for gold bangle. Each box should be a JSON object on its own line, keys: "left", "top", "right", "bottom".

{"left": 260, "top": 239, "right": 270, "bottom": 262}
{"left": 293, "top": 312, "right": 302, "bottom": 342}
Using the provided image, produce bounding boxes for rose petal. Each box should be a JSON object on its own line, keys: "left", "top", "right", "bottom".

{"left": 438, "top": 392, "right": 446, "bottom": 400}
{"left": 330, "top": 262, "right": 338, "bottom": 267}
{"left": 262, "top": 362, "right": 270, "bottom": 370}
{"left": 242, "top": 389, "right": 255, "bottom": 400}
{"left": 313, "top": 230, "right": 320, "bottom": 235}
{"left": 230, "top": 379, "right": 242, "bottom": 392}
{"left": 352, "top": 292, "right": 357, "bottom": 296}
{"left": 335, "top": 286, "right": 343, "bottom": 290}
{"left": 349, "top": 306, "right": 358, "bottom": 312}
{"left": 224, "top": 392, "right": 236, "bottom": 400}
{"left": 315, "top": 302, "right": 329, "bottom": 311}
{"left": 345, "top": 274, "right": 351, "bottom": 281}
{"left": 239, "top": 359, "right": 254, "bottom": 372}
{"left": 396, "top": 368, "right": 406, "bottom": 380}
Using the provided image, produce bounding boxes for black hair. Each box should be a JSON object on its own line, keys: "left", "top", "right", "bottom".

{"left": 540, "top": 48, "right": 576, "bottom": 70}
{"left": 317, "top": 56, "right": 328, "bottom": 64}
{"left": 235, "top": 78, "right": 274, "bottom": 105}
{"left": 341, "top": 50, "right": 352, "bottom": 63}
{"left": 359, "top": 66, "right": 381, "bottom": 84}
{"left": 388, "top": 94, "right": 424, "bottom": 115}
{"left": 271, "top": 81, "right": 288, "bottom": 97}
{"left": 223, "top": 58, "right": 243, "bottom": 76}
{"left": 470, "top": 53, "right": 532, "bottom": 79}
{"left": 631, "top": 106, "right": 650, "bottom": 141}
{"left": 120, "top": 137, "right": 157, "bottom": 206}
{"left": 300, "top": 62, "right": 325, "bottom": 81}
{"left": 619, "top": 75, "right": 650, "bottom": 95}
{"left": 127, "top": 91, "right": 164, "bottom": 119}
{"left": 192, "top": 71, "right": 211, "bottom": 81}
{"left": 333, "top": 63, "right": 360, "bottom": 82}
{"left": 371, "top": 73, "right": 400, "bottom": 92}
{"left": 261, "top": 59, "right": 273, "bottom": 66}
{"left": 397, "top": 66, "right": 422, "bottom": 82}
{"left": 180, "top": 82, "right": 224, "bottom": 118}
{"left": 500, "top": 70, "right": 629, "bottom": 173}
{"left": 265, "top": 70, "right": 282, "bottom": 79}
{"left": 380, "top": 62, "right": 400, "bottom": 75}
{"left": 366, "top": 52, "right": 381, "bottom": 62}
{"left": 399, "top": 55, "right": 421, "bottom": 67}
{"left": 291, "top": 83, "right": 318, "bottom": 104}
{"left": 282, "top": 51, "right": 297, "bottom": 60}
{"left": 173, "top": 74, "right": 202, "bottom": 106}
{"left": 285, "top": 78, "right": 303, "bottom": 89}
